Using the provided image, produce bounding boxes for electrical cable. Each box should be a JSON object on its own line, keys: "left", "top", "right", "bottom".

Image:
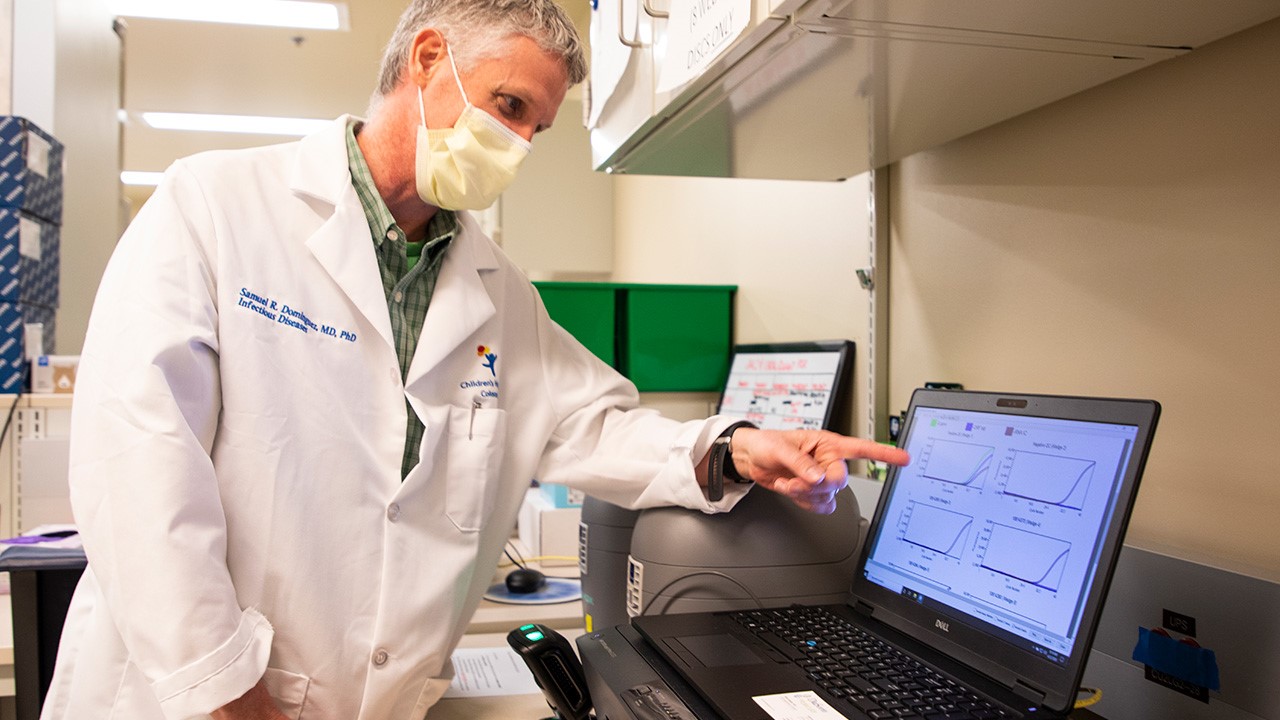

{"left": 503, "top": 547, "right": 526, "bottom": 570}
{"left": 639, "top": 570, "right": 765, "bottom": 616}
{"left": 1074, "top": 686, "right": 1102, "bottom": 709}
{"left": 0, "top": 391, "right": 23, "bottom": 456}
{"left": 504, "top": 540, "right": 534, "bottom": 569}
{"left": 509, "top": 541, "right": 528, "bottom": 566}
{"left": 498, "top": 555, "right": 579, "bottom": 567}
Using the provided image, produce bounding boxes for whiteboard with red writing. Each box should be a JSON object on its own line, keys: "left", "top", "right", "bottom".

{"left": 716, "top": 341, "right": 855, "bottom": 432}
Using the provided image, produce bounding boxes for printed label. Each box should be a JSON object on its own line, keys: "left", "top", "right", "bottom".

{"left": 19, "top": 217, "right": 41, "bottom": 260}
{"left": 27, "top": 133, "right": 51, "bottom": 178}
{"left": 23, "top": 322, "right": 45, "bottom": 361}
{"left": 1144, "top": 666, "right": 1210, "bottom": 704}
{"left": 1163, "top": 609, "right": 1197, "bottom": 637}
{"left": 753, "top": 691, "right": 848, "bottom": 720}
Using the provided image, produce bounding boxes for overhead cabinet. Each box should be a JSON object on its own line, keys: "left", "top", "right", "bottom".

{"left": 587, "top": 0, "right": 1280, "bottom": 180}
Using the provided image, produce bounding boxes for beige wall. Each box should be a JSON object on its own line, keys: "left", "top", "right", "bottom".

{"left": 503, "top": 99, "right": 614, "bottom": 279}
{"left": 0, "top": 0, "right": 12, "bottom": 113}
{"left": 612, "top": 174, "right": 875, "bottom": 432}
{"left": 51, "top": 0, "right": 122, "bottom": 354}
{"left": 888, "top": 18, "right": 1280, "bottom": 580}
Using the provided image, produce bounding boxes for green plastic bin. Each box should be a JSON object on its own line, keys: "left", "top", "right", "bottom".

{"left": 622, "top": 285, "right": 734, "bottom": 392}
{"left": 535, "top": 282, "right": 617, "bottom": 367}
{"left": 533, "top": 282, "right": 736, "bottom": 392}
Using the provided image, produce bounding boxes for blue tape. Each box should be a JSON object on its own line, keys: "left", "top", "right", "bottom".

{"left": 1132, "top": 627, "right": 1221, "bottom": 691}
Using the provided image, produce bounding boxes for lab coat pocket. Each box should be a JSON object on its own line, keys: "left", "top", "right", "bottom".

{"left": 445, "top": 405, "right": 508, "bottom": 533}
{"left": 262, "top": 666, "right": 310, "bottom": 719}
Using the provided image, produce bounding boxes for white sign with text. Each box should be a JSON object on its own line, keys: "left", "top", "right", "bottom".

{"left": 657, "top": 0, "right": 751, "bottom": 93}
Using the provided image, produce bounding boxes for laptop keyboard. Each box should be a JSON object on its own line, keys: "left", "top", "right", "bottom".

{"left": 729, "top": 607, "right": 1015, "bottom": 720}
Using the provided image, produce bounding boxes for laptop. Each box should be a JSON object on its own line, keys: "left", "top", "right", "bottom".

{"left": 632, "top": 389, "right": 1160, "bottom": 719}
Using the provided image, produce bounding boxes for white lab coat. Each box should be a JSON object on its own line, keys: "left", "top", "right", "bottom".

{"left": 42, "top": 117, "right": 745, "bottom": 720}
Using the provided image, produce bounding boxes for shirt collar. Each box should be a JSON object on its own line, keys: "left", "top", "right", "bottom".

{"left": 344, "top": 118, "right": 458, "bottom": 249}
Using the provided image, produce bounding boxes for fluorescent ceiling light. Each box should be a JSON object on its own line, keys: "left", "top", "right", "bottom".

{"left": 113, "top": 0, "right": 346, "bottom": 30}
{"left": 142, "top": 112, "right": 330, "bottom": 136}
{"left": 121, "top": 171, "right": 165, "bottom": 186}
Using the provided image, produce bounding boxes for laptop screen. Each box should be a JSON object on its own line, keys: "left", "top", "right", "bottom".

{"left": 861, "top": 404, "right": 1140, "bottom": 665}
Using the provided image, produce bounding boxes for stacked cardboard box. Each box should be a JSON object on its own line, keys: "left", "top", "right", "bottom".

{"left": 0, "top": 116, "right": 64, "bottom": 393}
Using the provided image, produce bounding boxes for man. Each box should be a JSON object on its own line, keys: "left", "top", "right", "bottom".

{"left": 43, "top": 1, "right": 909, "bottom": 718}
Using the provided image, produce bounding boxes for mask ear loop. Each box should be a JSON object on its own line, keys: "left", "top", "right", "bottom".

{"left": 418, "top": 41, "right": 469, "bottom": 128}
{"left": 444, "top": 43, "right": 471, "bottom": 106}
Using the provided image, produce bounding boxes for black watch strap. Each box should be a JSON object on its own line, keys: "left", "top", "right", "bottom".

{"left": 707, "top": 421, "right": 756, "bottom": 502}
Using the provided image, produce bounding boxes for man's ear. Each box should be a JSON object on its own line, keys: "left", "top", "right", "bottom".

{"left": 408, "top": 27, "right": 448, "bottom": 87}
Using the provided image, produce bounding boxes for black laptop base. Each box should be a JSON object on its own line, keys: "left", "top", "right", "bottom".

{"left": 632, "top": 605, "right": 1035, "bottom": 720}
{"left": 578, "top": 623, "right": 725, "bottom": 720}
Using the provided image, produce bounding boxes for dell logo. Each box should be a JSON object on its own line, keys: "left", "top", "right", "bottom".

{"left": 935, "top": 619, "right": 950, "bottom": 632}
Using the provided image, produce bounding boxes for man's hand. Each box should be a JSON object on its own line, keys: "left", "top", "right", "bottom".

{"left": 726, "top": 428, "right": 910, "bottom": 514}
{"left": 210, "top": 679, "right": 290, "bottom": 720}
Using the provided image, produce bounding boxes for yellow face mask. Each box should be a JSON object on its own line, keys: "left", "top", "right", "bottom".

{"left": 415, "top": 44, "right": 532, "bottom": 211}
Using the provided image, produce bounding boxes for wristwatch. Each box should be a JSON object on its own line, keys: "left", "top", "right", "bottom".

{"left": 707, "top": 421, "right": 756, "bottom": 501}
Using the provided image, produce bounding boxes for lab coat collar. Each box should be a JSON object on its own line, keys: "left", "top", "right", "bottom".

{"left": 406, "top": 212, "right": 499, "bottom": 386}
{"left": 293, "top": 115, "right": 396, "bottom": 353}
{"left": 290, "top": 117, "right": 504, "bottom": 384}
{"left": 289, "top": 115, "right": 356, "bottom": 206}
{"left": 289, "top": 116, "right": 503, "bottom": 383}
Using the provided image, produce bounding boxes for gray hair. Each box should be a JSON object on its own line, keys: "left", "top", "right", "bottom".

{"left": 374, "top": 0, "right": 587, "bottom": 99}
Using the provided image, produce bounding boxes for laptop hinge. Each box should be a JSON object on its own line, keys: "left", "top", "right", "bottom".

{"left": 1012, "top": 679, "right": 1046, "bottom": 705}
{"left": 854, "top": 600, "right": 875, "bottom": 617}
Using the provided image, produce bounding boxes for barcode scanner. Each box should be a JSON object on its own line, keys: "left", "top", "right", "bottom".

{"left": 506, "top": 623, "right": 593, "bottom": 720}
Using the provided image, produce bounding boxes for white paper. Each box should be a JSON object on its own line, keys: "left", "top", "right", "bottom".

{"left": 443, "top": 647, "right": 541, "bottom": 698}
{"left": 657, "top": 0, "right": 750, "bottom": 93}
{"left": 753, "top": 691, "right": 849, "bottom": 720}
{"left": 587, "top": 0, "right": 637, "bottom": 129}
{"left": 26, "top": 131, "right": 52, "bottom": 179}
{"left": 20, "top": 216, "right": 43, "bottom": 260}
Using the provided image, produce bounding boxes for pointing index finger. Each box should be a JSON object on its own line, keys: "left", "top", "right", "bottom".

{"left": 827, "top": 435, "right": 911, "bottom": 467}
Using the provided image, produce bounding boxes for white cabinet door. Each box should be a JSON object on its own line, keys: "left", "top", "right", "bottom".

{"left": 589, "top": 0, "right": 789, "bottom": 171}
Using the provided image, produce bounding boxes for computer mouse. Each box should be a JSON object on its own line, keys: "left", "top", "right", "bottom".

{"left": 505, "top": 567, "right": 547, "bottom": 594}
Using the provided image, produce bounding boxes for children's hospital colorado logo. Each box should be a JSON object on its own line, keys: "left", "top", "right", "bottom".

{"left": 459, "top": 345, "right": 500, "bottom": 399}
{"left": 477, "top": 345, "right": 497, "bottom": 377}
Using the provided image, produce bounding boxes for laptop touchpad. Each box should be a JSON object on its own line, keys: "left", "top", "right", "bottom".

{"left": 670, "top": 633, "right": 765, "bottom": 667}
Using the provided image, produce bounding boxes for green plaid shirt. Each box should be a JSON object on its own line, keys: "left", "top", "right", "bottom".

{"left": 345, "top": 120, "right": 457, "bottom": 479}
